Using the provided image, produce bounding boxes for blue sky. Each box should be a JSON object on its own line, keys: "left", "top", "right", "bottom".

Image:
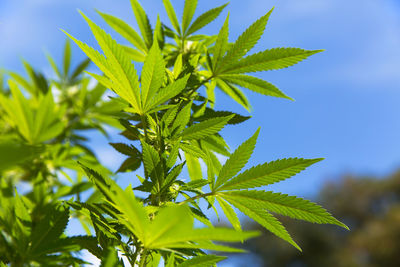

{"left": 1, "top": 0, "right": 400, "bottom": 265}
{"left": 1, "top": 0, "right": 400, "bottom": 198}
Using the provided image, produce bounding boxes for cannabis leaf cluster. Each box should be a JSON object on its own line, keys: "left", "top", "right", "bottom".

{"left": 0, "top": 0, "right": 348, "bottom": 266}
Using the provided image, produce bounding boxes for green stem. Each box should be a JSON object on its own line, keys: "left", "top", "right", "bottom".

{"left": 141, "top": 115, "right": 148, "bottom": 142}
{"left": 138, "top": 248, "right": 148, "bottom": 267}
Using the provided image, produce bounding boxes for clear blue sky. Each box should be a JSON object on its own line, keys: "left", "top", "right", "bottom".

{"left": 1, "top": 0, "right": 400, "bottom": 265}
{"left": 1, "top": 0, "right": 400, "bottom": 198}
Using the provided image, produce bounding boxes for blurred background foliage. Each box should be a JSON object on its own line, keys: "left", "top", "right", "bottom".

{"left": 229, "top": 171, "right": 400, "bottom": 267}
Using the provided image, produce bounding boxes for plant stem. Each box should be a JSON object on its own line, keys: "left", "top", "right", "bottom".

{"left": 141, "top": 115, "right": 148, "bottom": 142}
{"left": 138, "top": 248, "right": 148, "bottom": 267}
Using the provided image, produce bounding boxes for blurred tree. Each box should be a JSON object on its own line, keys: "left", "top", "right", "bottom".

{"left": 237, "top": 171, "right": 400, "bottom": 267}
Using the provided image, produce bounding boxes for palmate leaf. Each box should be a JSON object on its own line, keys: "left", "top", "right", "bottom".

{"left": 218, "top": 8, "right": 273, "bottom": 69}
{"left": 201, "top": 135, "right": 230, "bottom": 156}
{"left": 0, "top": 82, "right": 64, "bottom": 144}
{"left": 222, "top": 196, "right": 300, "bottom": 250}
{"left": 100, "top": 248, "right": 124, "bottom": 267}
{"left": 98, "top": 10, "right": 147, "bottom": 52}
{"left": 0, "top": 141, "right": 44, "bottom": 171}
{"left": 214, "top": 128, "right": 259, "bottom": 190}
{"left": 221, "top": 48, "right": 324, "bottom": 74}
{"left": 184, "top": 151, "right": 202, "bottom": 180}
{"left": 171, "top": 102, "right": 192, "bottom": 135}
{"left": 141, "top": 41, "right": 165, "bottom": 108}
{"left": 212, "top": 14, "right": 229, "bottom": 72}
{"left": 146, "top": 74, "right": 190, "bottom": 112}
{"left": 180, "top": 115, "right": 234, "bottom": 140}
{"left": 216, "top": 79, "right": 251, "bottom": 111}
{"left": 64, "top": 12, "right": 142, "bottom": 113}
{"left": 186, "top": 3, "right": 228, "bottom": 36}
{"left": 0, "top": 80, "right": 33, "bottom": 142}
{"left": 130, "top": 0, "right": 153, "bottom": 48}
{"left": 218, "top": 158, "right": 323, "bottom": 191}
{"left": 176, "top": 241, "right": 245, "bottom": 253}
{"left": 182, "top": 0, "right": 198, "bottom": 34}
{"left": 196, "top": 109, "right": 250, "bottom": 125}
{"left": 145, "top": 205, "right": 192, "bottom": 247}
{"left": 220, "top": 74, "right": 293, "bottom": 100}
{"left": 70, "top": 58, "right": 91, "bottom": 80}
{"left": 94, "top": 177, "right": 150, "bottom": 243}
{"left": 63, "top": 39, "right": 72, "bottom": 76}
{"left": 109, "top": 142, "right": 140, "bottom": 157}
{"left": 176, "top": 255, "right": 227, "bottom": 267}
{"left": 163, "top": 0, "right": 181, "bottom": 35}
{"left": 180, "top": 142, "right": 206, "bottom": 159}
{"left": 30, "top": 204, "right": 70, "bottom": 254}
{"left": 123, "top": 45, "right": 146, "bottom": 62}
{"left": 141, "top": 140, "right": 163, "bottom": 185}
{"left": 217, "top": 196, "right": 241, "bottom": 231}
{"left": 220, "top": 190, "right": 349, "bottom": 229}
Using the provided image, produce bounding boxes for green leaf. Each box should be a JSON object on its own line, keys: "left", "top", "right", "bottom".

{"left": 216, "top": 79, "right": 251, "bottom": 111}
{"left": 176, "top": 255, "right": 227, "bottom": 267}
{"left": 224, "top": 196, "right": 301, "bottom": 250}
{"left": 185, "top": 151, "right": 202, "bottom": 180}
{"left": 130, "top": 0, "right": 153, "bottom": 48}
{"left": 70, "top": 58, "right": 91, "bottom": 80}
{"left": 145, "top": 205, "right": 193, "bottom": 248}
{"left": 182, "top": 0, "right": 198, "bottom": 35}
{"left": 217, "top": 196, "right": 241, "bottom": 231}
{"left": 100, "top": 248, "right": 123, "bottom": 267}
{"left": 116, "top": 156, "right": 141, "bottom": 173}
{"left": 45, "top": 52, "right": 61, "bottom": 78}
{"left": 163, "top": 163, "right": 184, "bottom": 188}
{"left": 175, "top": 241, "right": 245, "bottom": 253}
{"left": 221, "top": 48, "right": 324, "bottom": 74}
{"left": 142, "top": 140, "right": 163, "bottom": 186}
{"left": 163, "top": 0, "right": 181, "bottom": 35}
{"left": 122, "top": 45, "right": 146, "bottom": 62}
{"left": 0, "top": 141, "right": 44, "bottom": 171}
{"left": 181, "top": 115, "right": 234, "bottom": 140}
{"left": 109, "top": 143, "right": 140, "bottom": 156}
{"left": 64, "top": 12, "right": 142, "bottom": 113}
{"left": 71, "top": 236, "right": 104, "bottom": 260}
{"left": 173, "top": 54, "right": 183, "bottom": 79}
{"left": 186, "top": 3, "right": 228, "bottom": 36}
{"left": 141, "top": 41, "right": 165, "bottom": 108}
{"left": 98, "top": 180, "right": 150, "bottom": 243}
{"left": 180, "top": 142, "right": 206, "bottom": 159}
{"left": 146, "top": 74, "right": 190, "bottom": 111}
{"left": 171, "top": 102, "right": 192, "bottom": 135}
{"left": 30, "top": 204, "right": 70, "bottom": 254}
{"left": 220, "top": 74, "right": 293, "bottom": 100}
{"left": 63, "top": 39, "right": 72, "bottom": 76}
{"left": 219, "top": 8, "right": 273, "bottom": 69}
{"left": 98, "top": 10, "right": 147, "bottom": 52}
{"left": 166, "top": 141, "right": 181, "bottom": 169}
{"left": 221, "top": 190, "right": 349, "bottom": 229}
{"left": 197, "top": 109, "right": 251, "bottom": 125}
{"left": 0, "top": 80, "right": 34, "bottom": 142}
{"left": 8, "top": 72, "right": 34, "bottom": 94}
{"left": 219, "top": 158, "right": 323, "bottom": 191}
{"left": 86, "top": 72, "right": 113, "bottom": 89}
{"left": 212, "top": 14, "right": 229, "bottom": 71}
{"left": 184, "top": 179, "right": 209, "bottom": 189}
{"left": 214, "top": 128, "right": 260, "bottom": 190}
{"left": 149, "top": 226, "right": 258, "bottom": 249}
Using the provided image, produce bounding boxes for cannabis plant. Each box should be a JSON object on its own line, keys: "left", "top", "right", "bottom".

{"left": 0, "top": 0, "right": 348, "bottom": 266}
